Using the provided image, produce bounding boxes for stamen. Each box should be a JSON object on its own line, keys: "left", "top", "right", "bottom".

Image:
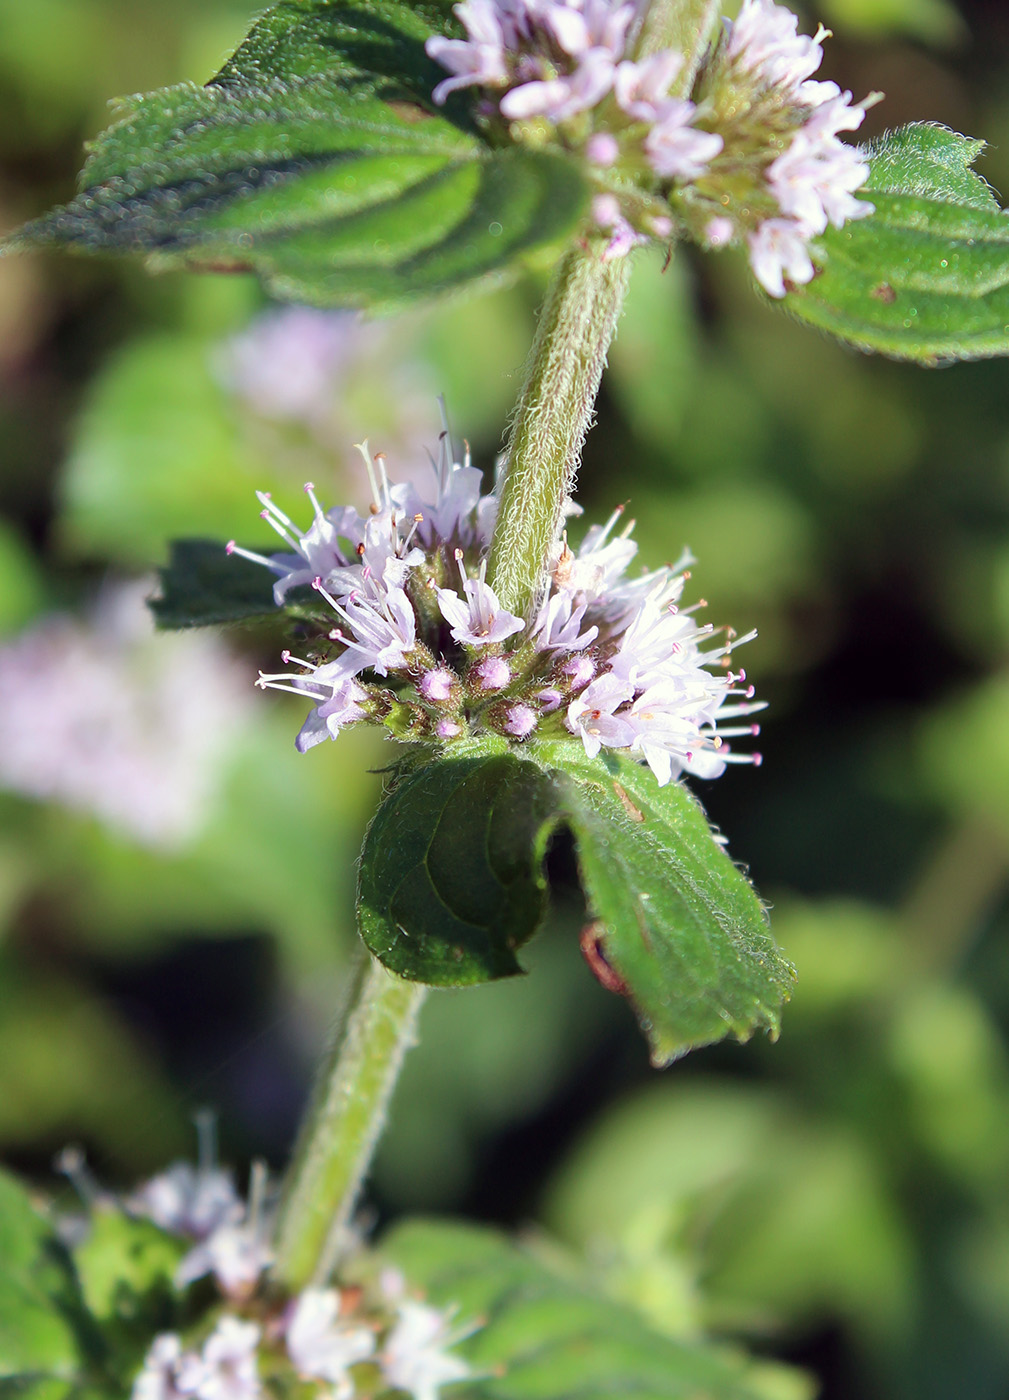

{"left": 374, "top": 452, "right": 391, "bottom": 509}
{"left": 401, "top": 513, "right": 424, "bottom": 551}
{"left": 54, "top": 1145, "right": 102, "bottom": 1205}
{"left": 256, "top": 490, "right": 299, "bottom": 533}
{"left": 226, "top": 541, "right": 282, "bottom": 572}
{"left": 258, "top": 509, "right": 303, "bottom": 555}
{"left": 592, "top": 503, "right": 626, "bottom": 550}
{"left": 194, "top": 1107, "right": 217, "bottom": 1177}
{"left": 247, "top": 1159, "right": 269, "bottom": 1244}
{"left": 303, "top": 482, "right": 327, "bottom": 526}
{"left": 354, "top": 440, "right": 379, "bottom": 507}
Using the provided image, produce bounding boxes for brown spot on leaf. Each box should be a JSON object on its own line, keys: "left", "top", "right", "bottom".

{"left": 613, "top": 782, "right": 644, "bottom": 822}
{"left": 190, "top": 259, "right": 254, "bottom": 274}
{"left": 579, "top": 922, "right": 630, "bottom": 996}
{"left": 386, "top": 100, "right": 431, "bottom": 123}
{"left": 871, "top": 282, "right": 897, "bottom": 304}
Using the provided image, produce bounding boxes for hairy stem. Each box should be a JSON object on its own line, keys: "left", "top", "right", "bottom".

{"left": 487, "top": 247, "right": 631, "bottom": 620}
{"left": 636, "top": 0, "right": 720, "bottom": 92}
{"left": 273, "top": 956, "right": 427, "bottom": 1291}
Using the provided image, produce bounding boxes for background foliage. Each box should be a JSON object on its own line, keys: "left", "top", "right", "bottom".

{"left": 4, "top": 0, "right": 1009, "bottom": 1396}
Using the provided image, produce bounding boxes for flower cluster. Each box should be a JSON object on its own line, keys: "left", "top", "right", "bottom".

{"left": 426, "top": 0, "right": 723, "bottom": 256}
{"left": 0, "top": 580, "right": 251, "bottom": 849}
{"left": 702, "top": 0, "right": 878, "bottom": 296}
{"left": 231, "top": 433, "right": 762, "bottom": 786}
{"left": 128, "top": 1158, "right": 473, "bottom": 1400}
{"left": 134, "top": 1293, "right": 471, "bottom": 1400}
{"left": 424, "top": 0, "right": 878, "bottom": 293}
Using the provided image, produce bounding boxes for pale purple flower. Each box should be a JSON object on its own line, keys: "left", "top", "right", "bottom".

{"left": 419, "top": 668, "right": 456, "bottom": 701}
{"left": 132, "top": 1335, "right": 192, "bottom": 1400}
{"left": 567, "top": 674, "right": 636, "bottom": 758}
{"left": 613, "top": 51, "right": 683, "bottom": 122}
{"left": 747, "top": 216, "right": 817, "bottom": 296}
{"left": 175, "top": 1219, "right": 272, "bottom": 1298}
{"left": 285, "top": 1289, "right": 376, "bottom": 1399}
{"left": 237, "top": 428, "right": 763, "bottom": 782}
{"left": 586, "top": 131, "right": 620, "bottom": 165}
{"left": 608, "top": 590, "right": 705, "bottom": 688}
{"left": 645, "top": 102, "right": 723, "bottom": 180}
{"left": 195, "top": 1319, "right": 261, "bottom": 1400}
{"left": 625, "top": 679, "right": 729, "bottom": 786}
{"left": 290, "top": 676, "right": 370, "bottom": 753}
{"left": 474, "top": 656, "right": 511, "bottom": 690}
{"left": 129, "top": 1163, "right": 242, "bottom": 1241}
{"left": 542, "top": 0, "right": 635, "bottom": 59}
{"left": 428, "top": 0, "right": 510, "bottom": 103}
{"left": 767, "top": 123, "right": 872, "bottom": 235}
{"left": 402, "top": 433, "right": 494, "bottom": 550}
{"left": 437, "top": 556, "right": 524, "bottom": 646}
{"left": 381, "top": 1301, "right": 473, "bottom": 1400}
{"left": 563, "top": 653, "right": 596, "bottom": 690}
{"left": 504, "top": 703, "right": 537, "bottom": 737}
{"left": 591, "top": 193, "right": 649, "bottom": 261}
{"left": 428, "top": 0, "right": 636, "bottom": 124}
{"left": 532, "top": 590, "right": 598, "bottom": 652}
{"left": 705, "top": 215, "right": 734, "bottom": 247}
{"left": 217, "top": 308, "right": 378, "bottom": 425}
{"left": 330, "top": 585, "right": 420, "bottom": 676}
{"left": 500, "top": 47, "right": 617, "bottom": 121}
{"left": 0, "top": 580, "right": 251, "bottom": 851}
{"left": 726, "top": 0, "right": 829, "bottom": 94}
{"left": 227, "top": 488, "right": 367, "bottom": 605}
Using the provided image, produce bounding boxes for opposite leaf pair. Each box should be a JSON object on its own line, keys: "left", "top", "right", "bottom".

{"left": 359, "top": 738, "right": 793, "bottom": 1066}
{"left": 8, "top": 0, "right": 1009, "bottom": 364}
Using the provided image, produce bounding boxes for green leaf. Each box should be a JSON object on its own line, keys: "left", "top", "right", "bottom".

{"left": 150, "top": 539, "right": 278, "bottom": 629}
{"left": 783, "top": 123, "right": 1009, "bottom": 363}
{"left": 541, "top": 744, "right": 793, "bottom": 1067}
{"left": 151, "top": 538, "right": 326, "bottom": 630}
{"left": 0, "top": 1171, "right": 84, "bottom": 1379}
{"left": 380, "top": 1218, "right": 812, "bottom": 1400}
{"left": 7, "top": 1, "right": 587, "bottom": 310}
{"left": 73, "top": 1210, "right": 183, "bottom": 1378}
{"left": 0, "top": 1380, "right": 76, "bottom": 1400}
{"left": 357, "top": 742, "right": 559, "bottom": 984}
{"left": 861, "top": 123, "right": 998, "bottom": 211}
{"left": 358, "top": 739, "right": 790, "bottom": 1065}
{"left": 74, "top": 1209, "right": 183, "bottom": 1327}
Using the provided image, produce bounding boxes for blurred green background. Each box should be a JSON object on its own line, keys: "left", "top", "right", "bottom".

{"left": 4, "top": 1, "right": 1009, "bottom": 1396}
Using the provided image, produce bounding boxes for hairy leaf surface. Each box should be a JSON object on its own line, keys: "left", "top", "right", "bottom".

{"left": 358, "top": 743, "right": 559, "bottom": 983}
{"left": 785, "top": 123, "right": 1009, "bottom": 362}
{"left": 540, "top": 744, "right": 793, "bottom": 1066}
{"left": 8, "top": 0, "right": 587, "bottom": 309}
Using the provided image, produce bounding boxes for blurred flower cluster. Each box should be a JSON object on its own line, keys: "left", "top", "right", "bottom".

{"left": 0, "top": 580, "right": 252, "bottom": 849}
{"left": 128, "top": 1157, "right": 473, "bottom": 1400}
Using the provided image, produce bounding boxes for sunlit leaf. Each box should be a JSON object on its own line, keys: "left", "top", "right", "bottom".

{"left": 7, "top": 0, "right": 587, "bottom": 310}
{"left": 784, "top": 123, "right": 1009, "bottom": 363}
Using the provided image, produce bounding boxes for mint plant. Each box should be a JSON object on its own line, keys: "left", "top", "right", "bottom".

{"left": 3, "top": 0, "right": 1009, "bottom": 1396}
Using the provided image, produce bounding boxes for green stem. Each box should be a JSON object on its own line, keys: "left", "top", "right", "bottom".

{"left": 900, "top": 815, "right": 1009, "bottom": 976}
{"left": 635, "top": 0, "right": 721, "bottom": 92}
{"left": 273, "top": 955, "right": 427, "bottom": 1290}
{"left": 487, "top": 247, "right": 631, "bottom": 620}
